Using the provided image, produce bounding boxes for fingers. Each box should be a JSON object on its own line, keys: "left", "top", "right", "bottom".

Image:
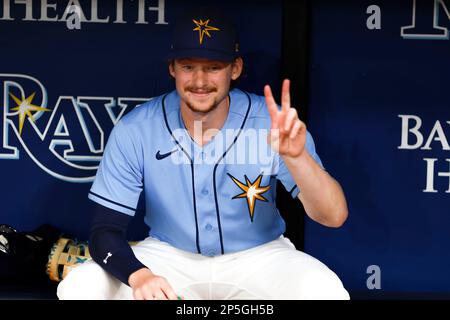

{"left": 264, "top": 85, "right": 278, "bottom": 129}
{"left": 289, "top": 120, "right": 305, "bottom": 139}
{"left": 265, "top": 80, "right": 298, "bottom": 132}
{"left": 281, "top": 79, "right": 291, "bottom": 112}
{"left": 161, "top": 281, "right": 179, "bottom": 300}
{"left": 267, "top": 128, "right": 280, "bottom": 153}
{"left": 133, "top": 287, "right": 154, "bottom": 300}
{"left": 283, "top": 108, "right": 298, "bottom": 133}
{"left": 132, "top": 276, "right": 181, "bottom": 300}
{"left": 277, "top": 79, "right": 291, "bottom": 131}
{"left": 153, "top": 290, "right": 169, "bottom": 300}
{"left": 135, "top": 289, "right": 170, "bottom": 300}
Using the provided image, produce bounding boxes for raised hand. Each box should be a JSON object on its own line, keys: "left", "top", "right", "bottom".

{"left": 264, "top": 79, "right": 306, "bottom": 159}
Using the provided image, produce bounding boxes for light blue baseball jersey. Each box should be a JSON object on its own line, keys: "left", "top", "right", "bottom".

{"left": 88, "top": 88, "right": 323, "bottom": 257}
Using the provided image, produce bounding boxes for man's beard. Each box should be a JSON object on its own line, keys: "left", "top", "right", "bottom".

{"left": 185, "top": 99, "right": 219, "bottom": 114}
{"left": 184, "top": 87, "right": 219, "bottom": 114}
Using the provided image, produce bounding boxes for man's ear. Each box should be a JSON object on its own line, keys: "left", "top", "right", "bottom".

{"left": 231, "top": 57, "right": 243, "bottom": 80}
{"left": 168, "top": 60, "right": 176, "bottom": 78}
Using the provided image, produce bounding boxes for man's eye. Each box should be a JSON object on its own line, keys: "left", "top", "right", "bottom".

{"left": 208, "top": 66, "right": 220, "bottom": 72}
{"left": 182, "top": 65, "right": 193, "bottom": 71}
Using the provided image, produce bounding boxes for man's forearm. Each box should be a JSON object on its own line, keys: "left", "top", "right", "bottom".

{"left": 283, "top": 150, "right": 348, "bottom": 227}
{"left": 89, "top": 203, "right": 147, "bottom": 285}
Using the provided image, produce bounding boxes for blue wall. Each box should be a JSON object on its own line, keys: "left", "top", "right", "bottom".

{"left": 305, "top": 0, "right": 450, "bottom": 296}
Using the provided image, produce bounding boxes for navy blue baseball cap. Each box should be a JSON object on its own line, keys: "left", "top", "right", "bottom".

{"left": 168, "top": 9, "right": 240, "bottom": 62}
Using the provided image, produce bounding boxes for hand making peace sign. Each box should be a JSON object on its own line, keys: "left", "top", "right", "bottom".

{"left": 264, "top": 79, "right": 307, "bottom": 158}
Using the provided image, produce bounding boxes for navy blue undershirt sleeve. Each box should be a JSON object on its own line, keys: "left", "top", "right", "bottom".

{"left": 89, "top": 203, "right": 147, "bottom": 286}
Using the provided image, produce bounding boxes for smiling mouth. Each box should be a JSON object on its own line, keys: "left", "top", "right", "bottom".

{"left": 189, "top": 91, "right": 213, "bottom": 97}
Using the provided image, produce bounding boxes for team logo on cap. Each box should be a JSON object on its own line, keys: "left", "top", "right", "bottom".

{"left": 228, "top": 173, "right": 271, "bottom": 222}
{"left": 192, "top": 19, "right": 220, "bottom": 45}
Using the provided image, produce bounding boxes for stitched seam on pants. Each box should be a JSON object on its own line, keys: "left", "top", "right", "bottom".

{"left": 211, "top": 281, "right": 267, "bottom": 300}
{"left": 177, "top": 282, "right": 210, "bottom": 299}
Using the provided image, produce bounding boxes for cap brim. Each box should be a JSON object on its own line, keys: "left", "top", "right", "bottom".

{"left": 167, "top": 49, "right": 238, "bottom": 63}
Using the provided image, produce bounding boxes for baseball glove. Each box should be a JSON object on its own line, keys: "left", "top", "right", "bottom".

{"left": 46, "top": 237, "right": 90, "bottom": 282}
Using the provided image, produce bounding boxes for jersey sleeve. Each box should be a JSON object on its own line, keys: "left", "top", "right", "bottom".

{"left": 88, "top": 121, "right": 143, "bottom": 216}
{"left": 275, "top": 130, "right": 324, "bottom": 199}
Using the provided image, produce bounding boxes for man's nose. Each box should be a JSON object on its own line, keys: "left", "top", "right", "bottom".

{"left": 192, "top": 69, "right": 207, "bottom": 87}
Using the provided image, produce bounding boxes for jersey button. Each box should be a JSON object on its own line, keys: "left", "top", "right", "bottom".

{"left": 200, "top": 152, "right": 206, "bottom": 160}
{"left": 205, "top": 224, "right": 213, "bottom": 231}
{"left": 202, "top": 189, "right": 209, "bottom": 196}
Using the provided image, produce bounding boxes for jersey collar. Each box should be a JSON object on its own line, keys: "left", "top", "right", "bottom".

{"left": 162, "top": 89, "right": 251, "bottom": 163}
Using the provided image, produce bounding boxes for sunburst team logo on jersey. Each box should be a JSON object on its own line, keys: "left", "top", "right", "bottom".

{"left": 228, "top": 173, "right": 270, "bottom": 222}
{"left": 0, "top": 73, "right": 150, "bottom": 183}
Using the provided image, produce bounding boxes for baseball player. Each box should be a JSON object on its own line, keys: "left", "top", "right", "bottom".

{"left": 57, "top": 9, "right": 350, "bottom": 300}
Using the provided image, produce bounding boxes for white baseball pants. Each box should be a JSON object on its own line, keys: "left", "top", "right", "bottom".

{"left": 57, "top": 236, "right": 349, "bottom": 300}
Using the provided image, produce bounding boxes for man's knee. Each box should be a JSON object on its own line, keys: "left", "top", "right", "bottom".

{"left": 57, "top": 260, "right": 121, "bottom": 300}
{"left": 297, "top": 268, "right": 350, "bottom": 300}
